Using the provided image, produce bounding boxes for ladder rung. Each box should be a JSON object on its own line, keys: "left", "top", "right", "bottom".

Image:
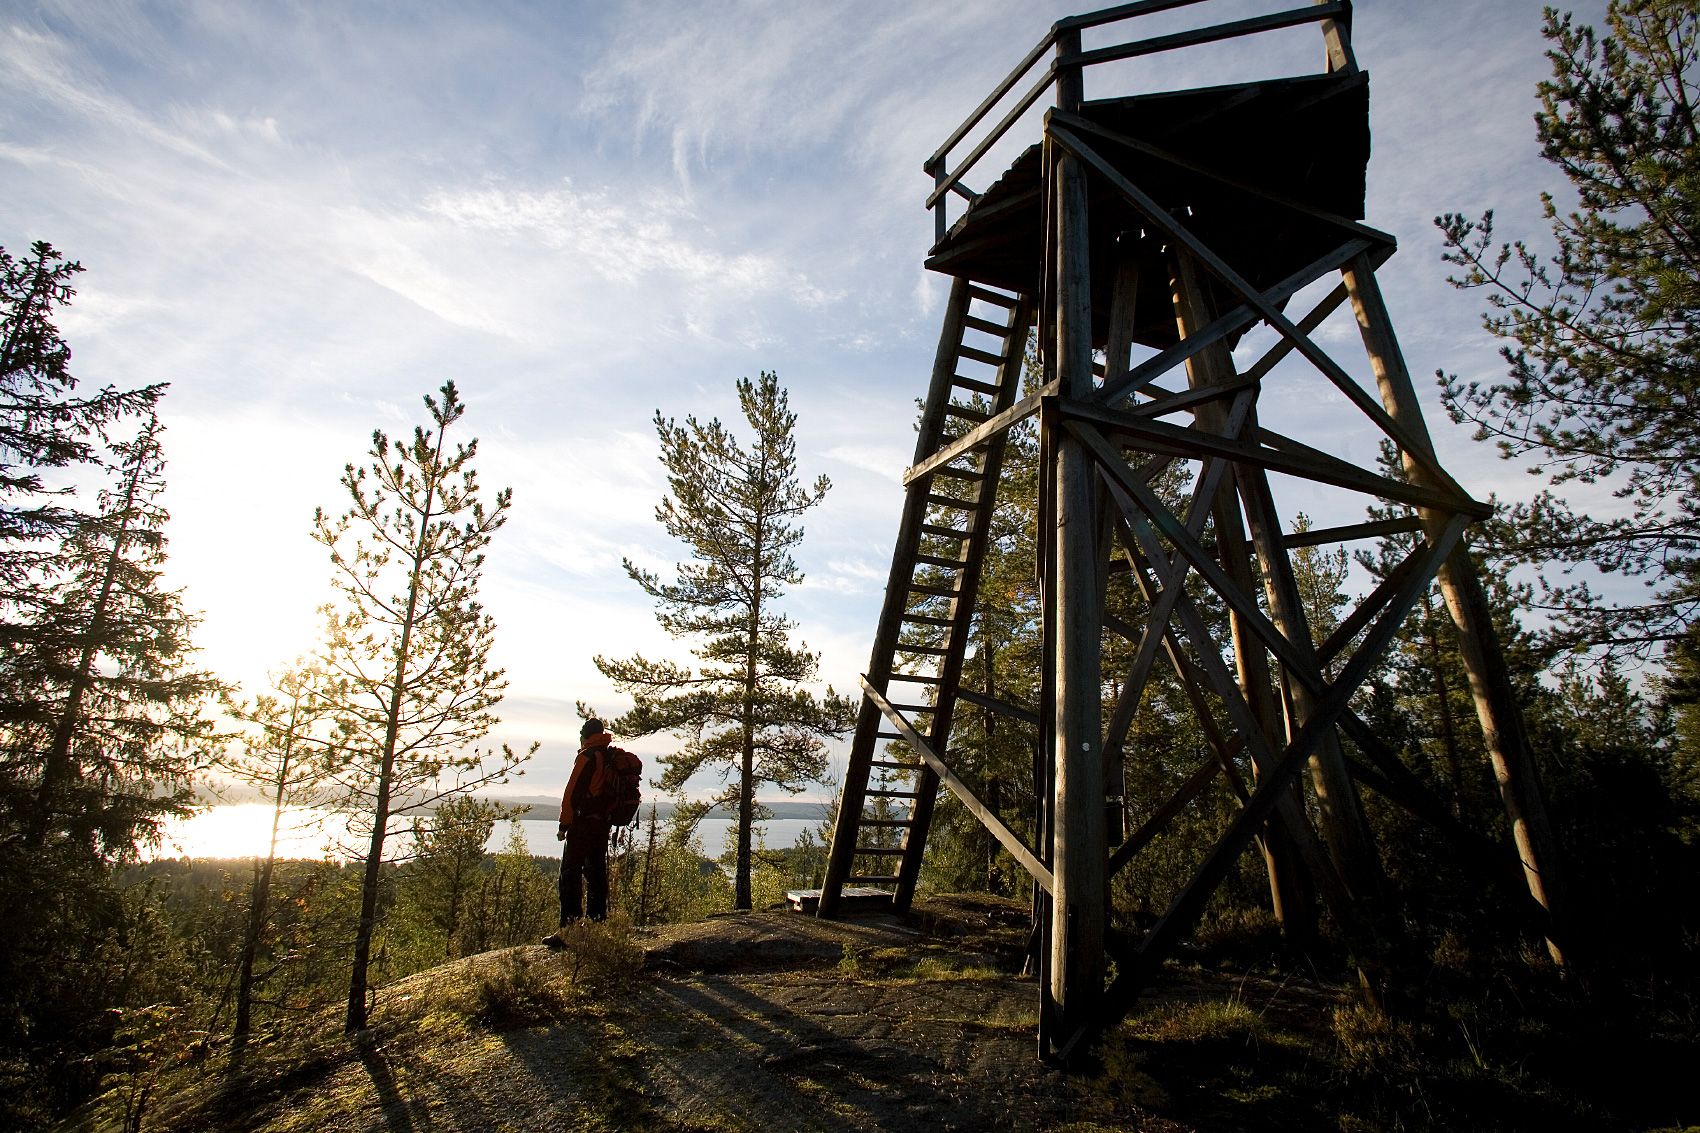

{"left": 859, "top": 819, "right": 911, "bottom": 828}
{"left": 866, "top": 789, "right": 920, "bottom": 799}
{"left": 896, "top": 643, "right": 950, "bottom": 656}
{"left": 871, "top": 759, "right": 920, "bottom": 770}
{"left": 886, "top": 703, "right": 934, "bottom": 714}
{"left": 853, "top": 847, "right": 907, "bottom": 855}
{"left": 952, "top": 375, "right": 1001, "bottom": 396}
{"left": 920, "top": 523, "right": 971, "bottom": 540}
{"left": 944, "top": 403, "right": 991, "bottom": 423}
{"left": 914, "top": 553, "right": 966, "bottom": 569}
{"left": 958, "top": 345, "right": 1007, "bottom": 367}
{"left": 967, "top": 285, "right": 1018, "bottom": 309}
{"left": 889, "top": 672, "right": 943, "bottom": 685}
{"left": 902, "top": 612, "right": 956, "bottom": 627}
{"left": 908, "top": 582, "right": 960, "bottom": 597}
{"left": 929, "top": 465, "right": 985, "bottom": 481}
{"left": 963, "top": 314, "right": 1012, "bottom": 337}
{"left": 874, "top": 731, "right": 907, "bottom": 740}
{"left": 924, "top": 492, "right": 979, "bottom": 510}
{"left": 849, "top": 875, "right": 901, "bottom": 884}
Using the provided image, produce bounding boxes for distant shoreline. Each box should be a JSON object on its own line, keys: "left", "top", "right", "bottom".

{"left": 191, "top": 790, "right": 834, "bottom": 824}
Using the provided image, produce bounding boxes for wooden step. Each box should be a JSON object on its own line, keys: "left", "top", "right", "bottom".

{"left": 849, "top": 875, "right": 902, "bottom": 885}
{"left": 889, "top": 672, "right": 943, "bottom": 685}
{"left": 907, "top": 581, "right": 961, "bottom": 597}
{"left": 902, "top": 611, "right": 956, "bottom": 627}
{"left": 952, "top": 374, "right": 1002, "bottom": 396}
{"left": 963, "top": 314, "right": 1014, "bottom": 337}
{"left": 967, "top": 285, "right": 1018, "bottom": 309}
{"left": 787, "top": 887, "right": 890, "bottom": 913}
{"left": 871, "top": 759, "right": 920, "bottom": 770}
{"left": 929, "top": 465, "right": 985, "bottom": 481}
{"left": 852, "top": 845, "right": 908, "bottom": 855}
{"left": 913, "top": 552, "right": 967, "bottom": 569}
{"left": 959, "top": 345, "right": 1007, "bottom": 367}
{"left": 866, "top": 789, "right": 921, "bottom": 799}
{"left": 944, "top": 403, "right": 992, "bottom": 423}
{"left": 859, "top": 818, "right": 912, "bottom": 828}
{"left": 920, "top": 523, "right": 971, "bottom": 540}
{"left": 924, "top": 492, "right": 979, "bottom": 510}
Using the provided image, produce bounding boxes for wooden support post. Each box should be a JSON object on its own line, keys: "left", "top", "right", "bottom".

{"left": 1316, "top": 0, "right": 1358, "bottom": 74}
{"left": 1167, "top": 253, "right": 1321, "bottom": 947}
{"left": 1342, "top": 252, "right": 1575, "bottom": 975}
{"left": 1044, "top": 28, "right": 1107, "bottom": 1060}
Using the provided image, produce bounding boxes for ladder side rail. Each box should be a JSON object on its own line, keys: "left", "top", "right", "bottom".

{"left": 819, "top": 277, "right": 977, "bottom": 918}
{"left": 891, "top": 297, "right": 1037, "bottom": 911}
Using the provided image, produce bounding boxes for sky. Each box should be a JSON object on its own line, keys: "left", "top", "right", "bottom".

{"left": 1, "top": 0, "right": 1614, "bottom": 799}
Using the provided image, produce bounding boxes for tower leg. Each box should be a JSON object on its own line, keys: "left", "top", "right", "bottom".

{"left": 1043, "top": 102, "right": 1107, "bottom": 1055}
{"left": 1343, "top": 253, "right": 1575, "bottom": 976}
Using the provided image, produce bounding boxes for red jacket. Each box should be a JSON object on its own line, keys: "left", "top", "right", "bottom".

{"left": 559, "top": 733, "right": 613, "bottom": 827}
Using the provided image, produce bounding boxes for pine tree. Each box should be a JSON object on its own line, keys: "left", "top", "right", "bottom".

{"left": 1436, "top": 0, "right": 1700, "bottom": 657}
{"left": 312, "top": 381, "right": 534, "bottom": 1032}
{"left": 219, "top": 661, "right": 343, "bottom": 1043}
{"left": 596, "top": 372, "right": 854, "bottom": 911}
{"left": 400, "top": 795, "right": 505, "bottom": 960}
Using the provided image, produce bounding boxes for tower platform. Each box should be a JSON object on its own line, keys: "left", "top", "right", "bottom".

{"left": 925, "top": 70, "right": 1370, "bottom": 350}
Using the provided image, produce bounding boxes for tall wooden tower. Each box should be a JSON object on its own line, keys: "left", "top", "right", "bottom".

{"left": 818, "top": 0, "right": 1572, "bottom": 1060}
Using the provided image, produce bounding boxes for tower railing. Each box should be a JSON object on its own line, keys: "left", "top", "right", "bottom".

{"left": 924, "top": 0, "right": 1354, "bottom": 241}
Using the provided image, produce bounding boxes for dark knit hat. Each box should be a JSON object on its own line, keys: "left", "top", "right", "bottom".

{"left": 580, "top": 717, "right": 604, "bottom": 740}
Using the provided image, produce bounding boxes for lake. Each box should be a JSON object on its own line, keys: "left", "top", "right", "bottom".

{"left": 152, "top": 804, "right": 822, "bottom": 862}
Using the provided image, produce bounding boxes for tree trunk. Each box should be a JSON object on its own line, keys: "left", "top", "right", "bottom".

{"left": 34, "top": 445, "right": 144, "bottom": 841}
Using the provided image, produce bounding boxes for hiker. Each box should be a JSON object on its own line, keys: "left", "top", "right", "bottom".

{"left": 544, "top": 717, "right": 641, "bottom": 946}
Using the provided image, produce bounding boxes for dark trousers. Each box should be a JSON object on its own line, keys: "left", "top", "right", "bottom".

{"left": 559, "top": 818, "right": 611, "bottom": 923}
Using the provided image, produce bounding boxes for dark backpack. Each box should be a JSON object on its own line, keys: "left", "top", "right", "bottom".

{"left": 592, "top": 745, "right": 643, "bottom": 827}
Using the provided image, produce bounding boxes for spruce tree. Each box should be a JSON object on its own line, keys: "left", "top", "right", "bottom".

{"left": 0, "top": 241, "right": 161, "bottom": 565}
{"left": 596, "top": 372, "right": 853, "bottom": 911}
{"left": 7, "top": 410, "right": 223, "bottom": 848}
{"left": 0, "top": 243, "right": 212, "bottom": 1127}
{"left": 312, "top": 381, "right": 534, "bottom": 1032}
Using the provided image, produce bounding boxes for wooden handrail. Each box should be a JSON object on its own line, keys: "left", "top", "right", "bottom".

{"left": 926, "top": 0, "right": 1352, "bottom": 225}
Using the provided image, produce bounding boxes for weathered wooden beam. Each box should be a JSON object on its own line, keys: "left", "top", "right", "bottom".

{"left": 1057, "top": 3, "right": 1348, "bottom": 71}
{"left": 1316, "top": 0, "right": 1358, "bottom": 73}
{"left": 1062, "top": 509, "right": 1472, "bottom": 1060}
{"left": 956, "top": 686, "right": 1041, "bottom": 727}
{"left": 1097, "top": 238, "right": 1372, "bottom": 405}
{"left": 1046, "top": 35, "right": 1109, "bottom": 1053}
{"left": 1284, "top": 516, "right": 1424, "bottom": 549}
{"left": 1342, "top": 250, "right": 1575, "bottom": 976}
{"left": 1062, "top": 397, "right": 1490, "bottom": 517}
{"left": 1047, "top": 123, "right": 1468, "bottom": 498}
{"left": 1107, "top": 755, "right": 1225, "bottom": 875}
{"left": 862, "top": 677, "right": 1053, "bottom": 893}
{"left": 904, "top": 382, "right": 1055, "bottom": 486}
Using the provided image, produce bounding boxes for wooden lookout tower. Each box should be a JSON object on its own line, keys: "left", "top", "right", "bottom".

{"left": 818, "top": 0, "right": 1572, "bottom": 1060}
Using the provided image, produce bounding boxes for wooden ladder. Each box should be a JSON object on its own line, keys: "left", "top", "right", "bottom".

{"left": 818, "top": 276, "right": 1033, "bottom": 917}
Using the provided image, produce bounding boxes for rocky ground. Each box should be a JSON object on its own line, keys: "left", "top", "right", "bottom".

{"left": 106, "top": 895, "right": 1695, "bottom": 1133}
